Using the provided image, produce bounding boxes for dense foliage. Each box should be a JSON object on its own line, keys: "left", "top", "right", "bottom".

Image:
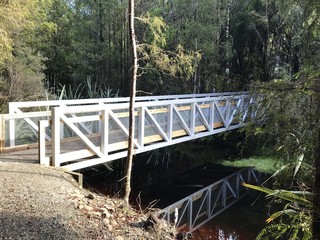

{"left": 2, "top": 0, "right": 305, "bottom": 101}
{"left": 246, "top": 0, "right": 320, "bottom": 238}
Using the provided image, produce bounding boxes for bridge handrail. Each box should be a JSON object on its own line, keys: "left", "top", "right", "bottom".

{"left": 44, "top": 94, "right": 248, "bottom": 114}
{"left": 8, "top": 92, "right": 248, "bottom": 112}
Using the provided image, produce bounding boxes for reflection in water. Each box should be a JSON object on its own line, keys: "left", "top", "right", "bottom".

{"left": 194, "top": 224, "right": 246, "bottom": 240}
{"left": 193, "top": 222, "right": 257, "bottom": 240}
{"left": 218, "top": 228, "right": 238, "bottom": 240}
{"left": 192, "top": 195, "right": 266, "bottom": 240}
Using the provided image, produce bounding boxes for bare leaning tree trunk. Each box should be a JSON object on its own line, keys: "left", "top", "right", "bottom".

{"left": 124, "top": 0, "right": 138, "bottom": 206}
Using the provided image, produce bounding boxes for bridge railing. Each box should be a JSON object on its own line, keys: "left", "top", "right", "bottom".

{"left": 156, "top": 167, "right": 259, "bottom": 233}
{"left": 38, "top": 93, "right": 252, "bottom": 171}
{"left": 0, "top": 112, "right": 51, "bottom": 152}
{"left": 2, "top": 92, "right": 248, "bottom": 151}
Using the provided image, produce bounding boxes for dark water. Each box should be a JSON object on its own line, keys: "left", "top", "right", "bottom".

{"left": 129, "top": 164, "right": 267, "bottom": 240}
{"left": 84, "top": 164, "right": 267, "bottom": 240}
{"left": 133, "top": 164, "right": 241, "bottom": 208}
{"left": 192, "top": 194, "right": 267, "bottom": 240}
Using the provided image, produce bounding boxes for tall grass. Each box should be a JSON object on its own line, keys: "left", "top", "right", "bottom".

{"left": 57, "top": 78, "right": 119, "bottom": 100}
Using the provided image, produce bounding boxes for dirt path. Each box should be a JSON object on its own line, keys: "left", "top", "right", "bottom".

{"left": 0, "top": 157, "right": 175, "bottom": 239}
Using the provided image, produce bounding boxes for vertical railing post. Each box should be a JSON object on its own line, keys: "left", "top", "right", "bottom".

{"left": 236, "top": 172, "right": 240, "bottom": 198}
{"left": 167, "top": 104, "right": 173, "bottom": 141}
{"left": 225, "top": 98, "right": 231, "bottom": 128}
{"left": 209, "top": 100, "right": 214, "bottom": 131}
{"left": 52, "top": 107, "right": 61, "bottom": 167}
{"left": 239, "top": 95, "right": 244, "bottom": 125}
{"left": 101, "top": 109, "right": 109, "bottom": 158}
{"left": 138, "top": 106, "right": 145, "bottom": 147}
{"left": 188, "top": 198, "right": 193, "bottom": 232}
{"left": 190, "top": 102, "right": 196, "bottom": 136}
{"left": 8, "top": 103, "right": 15, "bottom": 147}
{"left": 39, "top": 120, "right": 49, "bottom": 165}
{"left": 248, "top": 168, "right": 252, "bottom": 183}
{"left": 167, "top": 207, "right": 171, "bottom": 223}
{"left": 222, "top": 180, "right": 227, "bottom": 207}
{"left": 207, "top": 188, "right": 211, "bottom": 218}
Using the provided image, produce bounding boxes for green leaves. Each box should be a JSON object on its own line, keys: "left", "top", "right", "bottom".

{"left": 138, "top": 14, "right": 201, "bottom": 81}
{"left": 139, "top": 14, "right": 167, "bottom": 48}
{"left": 243, "top": 182, "right": 312, "bottom": 239}
{"left": 266, "top": 209, "right": 298, "bottom": 223}
{"left": 243, "top": 183, "right": 312, "bottom": 207}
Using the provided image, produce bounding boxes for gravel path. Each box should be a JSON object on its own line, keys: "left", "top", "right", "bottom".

{"left": 0, "top": 161, "right": 95, "bottom": 239}
{"left": 0, "top": 156, "right": 176, "bottom": 240}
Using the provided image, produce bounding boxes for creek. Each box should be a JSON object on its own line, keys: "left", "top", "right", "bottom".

{"left": 83, "top": 137, "right": 269, "bottom": 239}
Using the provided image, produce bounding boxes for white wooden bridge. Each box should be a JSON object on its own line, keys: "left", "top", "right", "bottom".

{"left": 0, "top": 92, "right": 253, "bottom": 171}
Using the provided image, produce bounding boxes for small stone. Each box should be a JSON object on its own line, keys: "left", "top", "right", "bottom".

{"left": 102, "top": 211, "right": 111, "bottom": 219}
{"left": 110, "top": 219, "right": 118, "bottom": 227}
{"left": 114, "top": 236, "right": 124, "bottom": 240}
{"left": 86, "top": 193, "right": 95, "bottom": 199}
{"left": 91, "top": 211, "right": 101, "bottom": 217}
{"left": 73, "top": 189, "right": 80, "bottom": 194}
{"left": 107, "top": 225, "right": 113, "bottom": 232}
{"left": 84, "top": 205, "right": 94, "bottom": 211}
{"left": 104, "top": 204, "right": 114, "bottom": 211}
{"left": 71, "top": 193, "right": 83, "bottom": 199}
{"left": 103, "top": 218, "right": 110, "bottom": 226}
{"left": 118, "top": 204, "right": 124, "bottom": 209}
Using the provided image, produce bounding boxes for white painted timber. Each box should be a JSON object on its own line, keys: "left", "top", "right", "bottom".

{"left": 1, "top": 92, "right": 253, "bottom": 168}
{"left": 45, "top": 93, "right": 252, "bottom": 171}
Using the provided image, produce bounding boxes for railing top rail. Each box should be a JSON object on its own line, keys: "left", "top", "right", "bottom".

{"left": 0, "top": 111, "right": 51, "bottom": 120}
{"left": 49, "top": 94, "right": 250, "bottom": 115}
{"left": 7, "top": 92, "right": 249, "bottom": 112}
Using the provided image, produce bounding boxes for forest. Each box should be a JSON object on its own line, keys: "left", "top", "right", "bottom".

{"left": 0, "top": 0, "right": 320, "bottom": 239}
{"left": 1, "top": 0, "right": 314, "bottom": 101}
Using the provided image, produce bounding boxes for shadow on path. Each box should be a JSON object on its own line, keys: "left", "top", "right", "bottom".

{"left": 0, "top": 213, "right": 79, "bottom": 239}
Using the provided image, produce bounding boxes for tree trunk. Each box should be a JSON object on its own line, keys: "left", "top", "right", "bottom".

{"left": 124, "top": 0, "right": 137, "bottom": 206}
